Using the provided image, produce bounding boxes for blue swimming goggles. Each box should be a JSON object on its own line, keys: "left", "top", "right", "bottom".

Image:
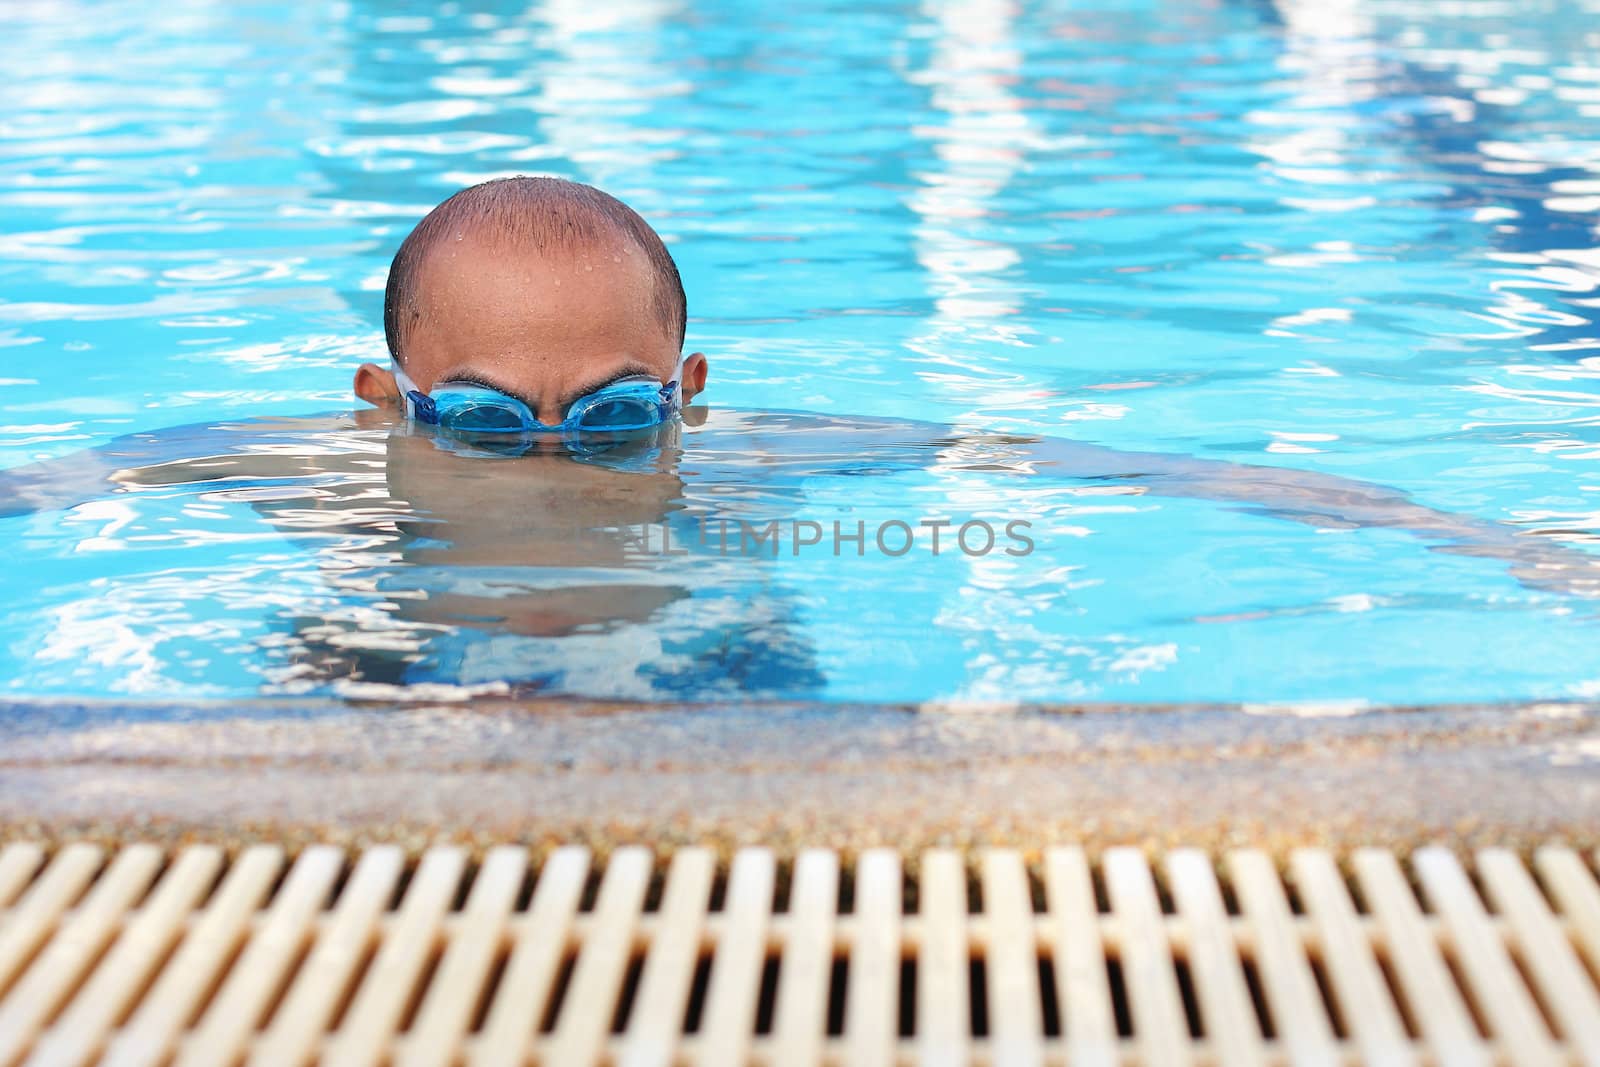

{"left": 392, "top": 356, "right": 685, "bottom": 442}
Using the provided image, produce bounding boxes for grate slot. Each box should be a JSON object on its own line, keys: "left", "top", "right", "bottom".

{"left": 1036, "top": 956, "right": 1061, "bottom": 1039}
{"left": 825, "top": 957, "right": 848, "bottom": 1039}
{"left": 537, "top": 951, "right": 577, "bottom": 1035}
{"left": 682, "top": 953, "right": 713, "bottom": 1036}
{"left": 1104, "top": 958, "right": 1135, "bottom": 1039}
{"left": 755, "top": 954, "right": 781, "bottom": 1036}
{"left": 1, "top": 841, "right": 1600, "bottom": 1066}
{"left": 609, "top": 953, "right": 646, "bottom": 1036}
{"left": 968, "top": 956, "right": 988, "bottom": 1038}
{"left": 1170, "top": 958, "right": 1202, "bottom": 1040}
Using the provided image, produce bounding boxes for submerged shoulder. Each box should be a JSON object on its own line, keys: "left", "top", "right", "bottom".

{"left": 0, "top": 411, "right": 389, "bottom": 515}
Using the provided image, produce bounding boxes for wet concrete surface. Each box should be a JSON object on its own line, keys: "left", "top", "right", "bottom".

{"left": 2, "top": 698, "right": 1599, "bottom": 857}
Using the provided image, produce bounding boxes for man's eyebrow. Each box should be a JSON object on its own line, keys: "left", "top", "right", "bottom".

{"left": 434, "top": 362, "right": 659, "bottom": 411}
{"left": 557, "top": 363, "right": 658, "bottom": 407}
{"left": 434, "top": 368, "right": 538, "bottom": 409}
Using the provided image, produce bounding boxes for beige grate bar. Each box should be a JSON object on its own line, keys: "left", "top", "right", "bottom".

{"left": 3, "top": 842, "right": 1600, "bottom": 1066}
{"left": 916, "top": 850, "right": 968, "bottom": 1067}
{"left": 1166, "top": 849, "right": 1265, "bottom": 1067}
{"left": 616, "top": 847, "right": 714, "bottom": 1067}
{"left": 771, "top": 849, "right": 838, "bottom": 1067}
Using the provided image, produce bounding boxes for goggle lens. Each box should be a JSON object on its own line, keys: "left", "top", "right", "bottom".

{"left": 442, "top": 400, "right": 530, "bottom": 433}
{"left": 576, "top": 396, "right": 660, "bottom": 432}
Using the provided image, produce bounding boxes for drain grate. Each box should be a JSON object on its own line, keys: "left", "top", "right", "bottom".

{"left": 1, "top": 843, "right": 1600, "bottom": 1065}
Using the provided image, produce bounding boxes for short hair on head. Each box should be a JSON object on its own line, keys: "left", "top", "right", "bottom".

{"left": 383, "top": 175, "right": 687, "bottom": 362}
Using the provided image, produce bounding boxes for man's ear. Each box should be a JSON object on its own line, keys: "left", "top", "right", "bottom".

{"left": 680, "top": 352, "right": 709, "bottom": 402}
{"left": 354, "top": 362, "right": 401, "bottom": 408}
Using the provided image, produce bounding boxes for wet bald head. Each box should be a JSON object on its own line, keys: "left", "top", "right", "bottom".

{"left": 383, "top": 176, "right": 686, "bottom": 362}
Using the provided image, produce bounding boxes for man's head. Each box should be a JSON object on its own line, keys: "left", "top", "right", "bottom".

{"left": 354, "top": 176, "right": 707, "bottom": 426}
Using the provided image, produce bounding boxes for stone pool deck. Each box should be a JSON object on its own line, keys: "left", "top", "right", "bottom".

{"left": 2, "top": 699, "right": 1599, "bottom": 857}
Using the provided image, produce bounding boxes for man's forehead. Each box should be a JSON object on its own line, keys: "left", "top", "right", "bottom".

{"left": 423, "top": 239, "right": 651, "bottom": 338}
{"left": 413, "top": 231, "right": 653, "bottom": 325}
{"left": 418, "top": 225, "right": 645, "bottom": 286}
{"left": 400, "top": 226, "right": 673, "bottom": 383}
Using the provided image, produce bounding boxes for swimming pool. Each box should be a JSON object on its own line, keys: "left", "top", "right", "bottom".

{"left": 3, "top": 0, "right": 1600, "bottom": 706}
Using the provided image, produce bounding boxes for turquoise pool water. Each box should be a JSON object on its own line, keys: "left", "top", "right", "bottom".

{"left": 3, "top": 0, "right": 1600, "bottom": 705}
